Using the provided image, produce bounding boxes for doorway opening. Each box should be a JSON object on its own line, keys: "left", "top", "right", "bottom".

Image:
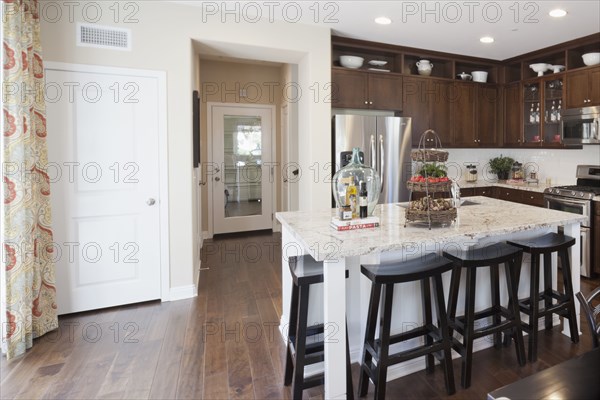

{"left": 208, "top": 103, "right": 275, "bottom": 235}
{"left": 197, "top": 57, "right": 299, "bottom": 237}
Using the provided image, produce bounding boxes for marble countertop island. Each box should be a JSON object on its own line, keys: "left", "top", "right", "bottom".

{"left": 277, "top": 196, "right": 586, "bottom": 262}
{"left": 276, "top": 196, "right": 585, "bottom": 399}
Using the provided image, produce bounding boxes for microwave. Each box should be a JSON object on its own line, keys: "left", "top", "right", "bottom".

{"left": 562, "top": 106, "right": 600, "bottom": 145}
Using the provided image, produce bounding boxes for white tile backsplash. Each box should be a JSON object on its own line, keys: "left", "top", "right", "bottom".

{"left": 446, "top": 147, "right": 600, "bottom": 185}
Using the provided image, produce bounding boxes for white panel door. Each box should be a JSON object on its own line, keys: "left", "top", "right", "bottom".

{"left": 210, "top": 104, "right": 274, "bottom": 234}
{"left": 46, "top": 66, "right": 162, "bottom": 314}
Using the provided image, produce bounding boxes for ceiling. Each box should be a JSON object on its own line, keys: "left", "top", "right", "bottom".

{"left": 176, "top": 1, "right": 600, "bottom": 60}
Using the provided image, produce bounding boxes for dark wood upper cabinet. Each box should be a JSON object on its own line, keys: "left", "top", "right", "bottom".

{"left": 451, "top": 83, "right": 475, "bottom": 147}
{"left": 402, "top": 77, "right": 453, "bottom": 147}
{"left": 591, "top": 67, "right": 600, "bottom": 106}
{"left": 477, "top": 85, "right": 499, "bottom": 147}
{"left": 566, "top": 66, "right": 600, "bottom": 108}
{"left": 402, "top": 77, "right": 430, "bottom": 146}
{"left": 428, "top": 80, "right": 453, "bottom": 143}
{"left": 367, "top": 73, "right": 403, "bottom": 111}
{"left": 331, "top": 69, "right": 368, "bottom": 109}
{"left": 332, "top": 33, "right": 599, "bottom": 149}
{"left": 331, "top": 68, "right": 402, "bottom": 111}
{"left": 449, "top": 83, "right": 499, "bottom": 148}
{"left": 503, "top": 83, "right": 522, "bottom": 146}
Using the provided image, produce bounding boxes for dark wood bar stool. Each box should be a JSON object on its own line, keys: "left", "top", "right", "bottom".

{"left": 358, "top": 255, "right": 456, "bottom": 399}
{"left": 283, "top": 255, "right": 353, "bottom": 400}
{"left": 444, "top": 243, "right": 526, "bottom": 389}
{"left": 507, "top": 233, "right": 579, "bottom": 361}
{"left": 576, "top": 286, "right": 600, "bottom": 349}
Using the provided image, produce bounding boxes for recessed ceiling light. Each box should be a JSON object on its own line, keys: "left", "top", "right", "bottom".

{"left": 375, "top": 17, "right": 392, "bottom": 25}
{"left": 549, "top": 9, "right": 567, "bottom": 17}
{"left": 480, "top": 36, "right": 494, "bottom": 44}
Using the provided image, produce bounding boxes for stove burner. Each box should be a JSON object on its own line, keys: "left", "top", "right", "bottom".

{"left": 553, "top": 185, "right": 600, "bottom": 195}
{"left": 544, "top": 165, "right": 600, "bottom": 200}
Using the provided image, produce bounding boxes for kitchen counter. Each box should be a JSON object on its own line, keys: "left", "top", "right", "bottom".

{"left": 277, "top": 197, "right": 585, "bottom": 399}
{"left": 456, "top": 180, "right": 600, "bottom": 202}
{"left": 458, "top": 180, "right": 555, "bottom": 193}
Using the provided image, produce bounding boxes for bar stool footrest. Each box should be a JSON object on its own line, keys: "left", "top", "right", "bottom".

{"left": 451, "top": 306, "right": 515, "bottom": 338}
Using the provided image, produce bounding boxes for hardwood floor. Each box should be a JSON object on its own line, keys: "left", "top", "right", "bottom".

{"left": 1, "top": 231, "right": 598, "bottom": 399}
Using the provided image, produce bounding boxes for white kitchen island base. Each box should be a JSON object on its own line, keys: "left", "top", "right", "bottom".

{"left": 277, "top": 197, "right": 584, "bottom": 399}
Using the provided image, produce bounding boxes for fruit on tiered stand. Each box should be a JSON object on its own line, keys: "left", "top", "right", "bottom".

{"left": 407, "top": 165, "right": 451, "bottom": 193}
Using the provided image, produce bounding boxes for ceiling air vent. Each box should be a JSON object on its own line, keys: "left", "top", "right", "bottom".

{"left": 76, "top": 23, "right": 131, "bottom": 51}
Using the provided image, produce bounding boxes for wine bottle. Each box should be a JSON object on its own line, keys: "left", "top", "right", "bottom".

{"left": 529, "top": 104, "right": 535, "bottom": 124}
{"left": 359, "top": 181, "right": 368, "bottom": 219}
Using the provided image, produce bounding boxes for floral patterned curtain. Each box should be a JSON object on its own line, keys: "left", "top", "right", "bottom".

{"left": 2, "top": 0, "right": 58, "bottom": 360}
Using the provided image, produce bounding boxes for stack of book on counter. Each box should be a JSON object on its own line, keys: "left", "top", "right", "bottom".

{"left": 330, "top": 216, "right": 380, "bottom": 231}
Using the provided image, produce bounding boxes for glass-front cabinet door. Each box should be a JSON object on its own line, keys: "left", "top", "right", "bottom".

{"left": 543, "top": 76, "right": 564, "bottom": 145}
{"left": 523, "top": 82, "right": 541, "bottom": 144}
{"left": 523, "top": 75, "right": 564, "bottom": 146}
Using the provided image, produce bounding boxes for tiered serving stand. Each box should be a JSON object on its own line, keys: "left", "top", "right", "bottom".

{"left": 405, "top": 129, "right": 457, "bottom": 230}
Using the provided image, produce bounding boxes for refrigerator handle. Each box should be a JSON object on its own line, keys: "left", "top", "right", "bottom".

{"left": 379, "top": 134, "right": 384, "bottom": 194}
{"left": 370, "top": 135, "right": 376, "bottom": 169}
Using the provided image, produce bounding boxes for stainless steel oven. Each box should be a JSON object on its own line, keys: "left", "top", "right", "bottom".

{"left": 544, "top": 194, "right": 591, "bottom": 277}
{"left": 562, "top": 106, "right": 600, "bottom": 145}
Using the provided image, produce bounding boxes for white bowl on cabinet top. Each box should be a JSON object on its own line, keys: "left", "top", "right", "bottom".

{"left": 529, "top": 63, "right": 551, "bottom": 76}
{"left": 340, "top": 55, "right": 364, "bottom": 69}
{"left": 472, "top": 71, "right": 488, "bottom": 82}
{"left": 582, "top": 52, "right": 600, "bottom": 66}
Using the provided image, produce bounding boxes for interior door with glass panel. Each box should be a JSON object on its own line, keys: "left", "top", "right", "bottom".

{"left": 210, "top": 104, "right": 274, "bottom": 234}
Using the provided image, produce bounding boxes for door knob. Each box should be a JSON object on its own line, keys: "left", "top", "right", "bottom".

{"left": 214, "top": 167, "right": 221, "bottom": 173}
{"left": 147, "top": 198, "right": 156, "bottom": 206}
{"left": 215, "top": 177, "right": 221, "bottom": 182}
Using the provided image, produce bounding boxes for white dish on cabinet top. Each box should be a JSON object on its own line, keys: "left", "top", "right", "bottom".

{"left": 368, "top": 60, "right": 388, "bottom": 66}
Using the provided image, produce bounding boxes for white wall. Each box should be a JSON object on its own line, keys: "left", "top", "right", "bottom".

{"left": 448, "top": 147, "right": 600, "bottom": 185}
{"left": 40, "top": 2, "right": 331, "bottom": 292}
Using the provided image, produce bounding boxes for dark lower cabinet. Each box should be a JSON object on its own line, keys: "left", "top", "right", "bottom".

{"left": 460, "top": 187, "right": 495, "bottom": 197}
{"left": 475, "top": 187, "right": 494, "bottom": 197}
{"left": 520, "top": 191, "right": 545, "bottom": 207}
{"left": 495, "top": 187, "right": 520, "bottom": 202}
{"left": 460, "top": 188, "right": 475, "bottom": 197}
{"left": 493, "top": 187, "right": 545, "bottom": 207}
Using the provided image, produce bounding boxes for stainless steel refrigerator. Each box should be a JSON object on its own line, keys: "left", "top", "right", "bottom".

{"left": 332, "top": 115, "right": 412, "bottom": 204}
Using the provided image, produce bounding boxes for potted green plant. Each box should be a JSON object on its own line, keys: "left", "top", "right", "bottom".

{"left": 489, "top": 155, "right": 515, "bottom": 180}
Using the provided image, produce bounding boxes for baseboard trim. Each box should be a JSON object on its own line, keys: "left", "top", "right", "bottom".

{"left": 169, "top": 284, "right": 198, "bottom": 301}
